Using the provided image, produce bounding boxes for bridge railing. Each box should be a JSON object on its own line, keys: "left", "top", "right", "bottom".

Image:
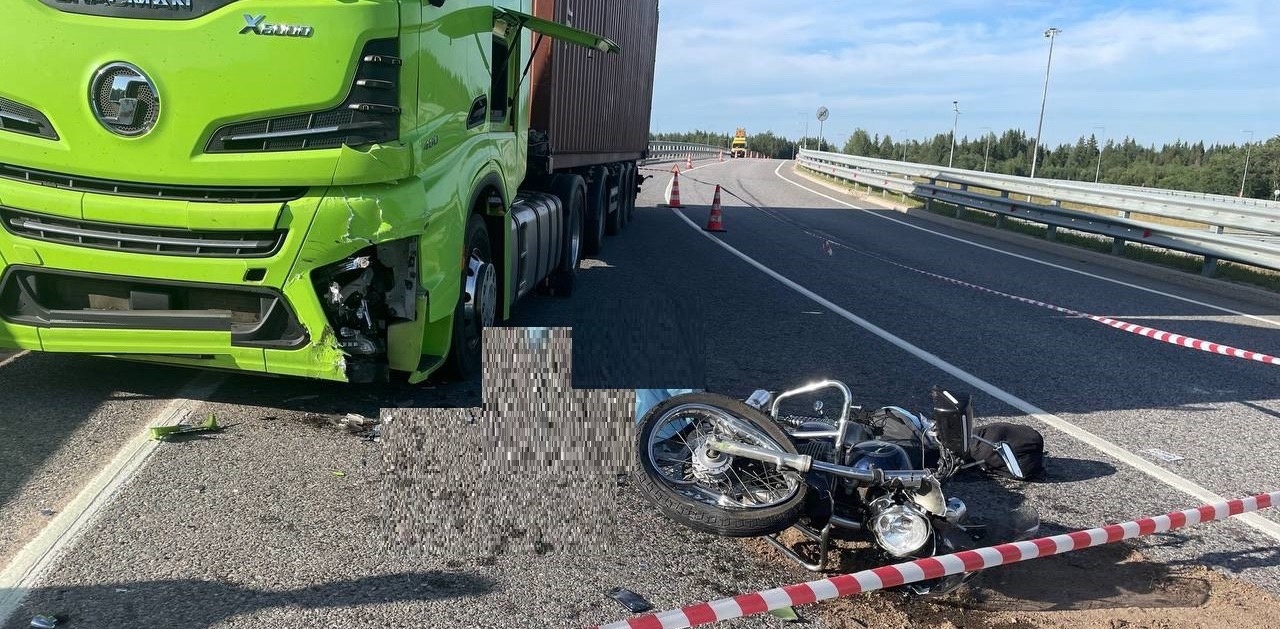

{"left": 796, "top": 149, "right": 1280, "bottom": 276}
{"left": 643, "top": 141, "right": 725, "bottom": 165}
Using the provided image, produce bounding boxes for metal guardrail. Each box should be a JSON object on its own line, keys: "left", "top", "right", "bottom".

{"left": 643, "top": 142, "right": 725, "bottom": 165}
{"left": 796, "top": 149, "right": 1280, "bottom": 276}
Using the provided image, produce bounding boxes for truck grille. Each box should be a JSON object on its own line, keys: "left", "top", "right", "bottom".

{"left": 2, "top": 209, "right": 284, "bottom": 258}
{"left": 0, "top": 162, "right": 306, "bottom": 202}
{"left": 0, "top": 97, "right": 57, "bottom": 140}
{"left": 205, "top": 38, "right": 401, "bottom": 153}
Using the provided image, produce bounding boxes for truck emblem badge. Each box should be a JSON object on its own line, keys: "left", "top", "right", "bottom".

{"left": 90, "top": 62, "right": 160, "bottom": 137}
{"left": 241, "top": 14, "right": 315, "bottom": 37}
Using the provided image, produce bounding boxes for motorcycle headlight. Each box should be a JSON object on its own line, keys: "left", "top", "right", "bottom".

{"left": 871, "top": 504, "right": 931, "bottom": 557}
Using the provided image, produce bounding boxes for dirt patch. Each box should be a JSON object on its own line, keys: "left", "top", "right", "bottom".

{"left": 741, "top": 532, "right": 1280, "bottom": 629}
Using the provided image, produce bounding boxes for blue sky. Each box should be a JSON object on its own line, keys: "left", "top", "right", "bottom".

{"left": 650, "top": 0, "right": 1277, "bottom": 147}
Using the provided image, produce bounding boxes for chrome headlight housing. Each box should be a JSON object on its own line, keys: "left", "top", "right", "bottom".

{"left": 870, "top": 501, "right": 932, "bottom": 557}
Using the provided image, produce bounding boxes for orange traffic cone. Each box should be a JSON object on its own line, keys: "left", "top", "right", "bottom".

{"left": 686, "top": 154, "right": 693, "bottom": 170}
{"left": 704, "top": 185, "right": 726, "bottom": 232}
{"left": 718, "top": 151, "right": 724, "bottom": 162}
{"left": 666, "top": 169, "right": 684, "bottom": 208}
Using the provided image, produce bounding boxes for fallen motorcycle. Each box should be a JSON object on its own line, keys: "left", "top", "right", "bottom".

{"left": 633, "top": 380, "right": 1044, "bottom": 596}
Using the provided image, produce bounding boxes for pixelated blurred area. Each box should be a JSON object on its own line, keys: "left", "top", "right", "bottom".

{"left": 570, "top": 295, "right": 707, "bottom": 389}
{"left": 381, "top": 328, "right": 633, "bottom": 560}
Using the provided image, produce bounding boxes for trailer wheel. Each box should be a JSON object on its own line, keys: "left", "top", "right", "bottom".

{"left": 604, "top": 167, "right": 624, "bottom": 235}
{"left": 621, "top": 163, "right": 637, "bottom": 224}
{"left": 584, "top": 165, "right": 607, "bottom": 255}
{"left": 444, "top": 214, "right": 495, "bottom": 381}
{"left": 544, "top": 174, "right": 585, "bottom": 298}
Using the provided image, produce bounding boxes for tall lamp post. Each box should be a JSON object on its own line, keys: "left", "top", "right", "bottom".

{"left": 980, "top": 126, "right": 992, "bottom": 172}
{"left": 1240, "top": 129, "right": 1255, "bottom": 197}
{"left": 900, "top": 129, "right": 908, "bottom": 161}
{"left": 1092, "top": 125, "right": 1105, "bottom": 183}
{"left": 948, "top": 100, "right": 960, "bottom": 168}
{"left": 1030, "top": 27, "right": 1062, "bottom": 179}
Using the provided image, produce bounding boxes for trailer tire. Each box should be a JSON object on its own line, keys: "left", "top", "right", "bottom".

{"left": 621, "top": 163, "right": 637, "bottom": 224}
{"left": 544, "top": 174, "right": 585, "bottom": 298}
{"left": 584, "top": 165, "right": 607, "bottom": 256}
{"left": 444, "top": 214, "right": 495, "bottom": 381}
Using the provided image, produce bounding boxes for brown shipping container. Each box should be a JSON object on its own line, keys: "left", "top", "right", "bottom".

{"left": 530, "top": 0, "right": 659, "bottom": 171}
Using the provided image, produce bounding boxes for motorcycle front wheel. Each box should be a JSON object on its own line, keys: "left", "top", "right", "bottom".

{"left": 632, "top": 392, "right": 809, "bottom": 537}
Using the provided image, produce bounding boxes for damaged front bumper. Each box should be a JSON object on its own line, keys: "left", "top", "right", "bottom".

{"left": 0, "top": 179, "right": 453, "bottom": 382}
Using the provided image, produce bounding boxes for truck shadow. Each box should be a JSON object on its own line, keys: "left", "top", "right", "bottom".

{"left": 0, "top": 571, "right": 496, "bottom": 629}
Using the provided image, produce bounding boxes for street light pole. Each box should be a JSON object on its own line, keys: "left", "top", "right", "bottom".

{"left": 1030, "top": 27, "right": 1062, "bottom": 179}
{"left": 1093, "top": 125, "right": 1105, "bottom": 183}
{"left": 949, "top": 100, "right": 960, "bottom": 168}
{"left": 980, "top": 126, "right": 992, "bottom": 172}
{"left": 1240, "top": 129, "right": 1254, "bottom": 197}
{"left": 900, "top": 129, "right": 908, "bottom": 161}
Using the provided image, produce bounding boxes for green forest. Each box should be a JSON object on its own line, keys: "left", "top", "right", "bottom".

{"left": 650, "top": 129, "right": 1280, "bottom": 199}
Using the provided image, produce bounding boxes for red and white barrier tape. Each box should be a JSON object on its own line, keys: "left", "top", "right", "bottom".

{"left": 729, "top": 194, "right": 1278, "bottom": 367}
{"left": 591, "top": 491, "right": 1279, "bottom": 629}
{"left": 903, "top": 263, "right": 1280, "bottom": 366}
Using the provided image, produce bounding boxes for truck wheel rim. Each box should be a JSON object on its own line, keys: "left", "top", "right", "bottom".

{"left": 463, "top": 253, "right": 497, "bottom": 346}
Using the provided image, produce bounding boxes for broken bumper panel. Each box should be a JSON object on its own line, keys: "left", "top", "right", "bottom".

{"left": 0, "top": 184, "right": 419, "bottom": 382}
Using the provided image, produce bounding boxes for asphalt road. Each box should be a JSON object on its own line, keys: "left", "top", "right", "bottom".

{"left": 1, "top": 157, "right": 1278, "bottom": 628}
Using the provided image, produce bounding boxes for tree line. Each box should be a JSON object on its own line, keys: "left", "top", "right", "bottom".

{"left": 651, "top": 129, "right": 1280, "bottom": 199}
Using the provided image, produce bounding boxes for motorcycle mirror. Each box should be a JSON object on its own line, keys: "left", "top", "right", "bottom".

{"left": 996, "top": 442, "right": 1025, "bottom": 480}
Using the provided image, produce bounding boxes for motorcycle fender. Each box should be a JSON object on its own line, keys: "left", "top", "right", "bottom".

{"left": 910, "top": 476, "right": 947, "bottom": 516}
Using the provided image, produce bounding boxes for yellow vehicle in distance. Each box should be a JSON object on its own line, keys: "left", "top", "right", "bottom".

{"left": 731, "top": 128, "right": 747, "bottom": 158}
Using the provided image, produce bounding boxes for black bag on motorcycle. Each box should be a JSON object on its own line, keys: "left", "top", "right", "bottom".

{"left": 969, "top": 422, "right": 1045, "bottom": 480}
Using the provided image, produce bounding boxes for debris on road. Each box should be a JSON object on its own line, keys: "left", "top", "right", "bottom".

{"left": 1141, "top": 447, "right": 1184, "bottom": 463}
{"left": 150, "top": 414, "right": 224, "bottom": 441}
{"left": 769, "top": 606, "right": 802, "bottom": 622}
{"left": 332, "top": 470, "right": 347, "bottom": 477}
{"left": 605, "top": 587, "right": 653, "bottom": 613}
{"left": 38, "top": 508, "right": 55, "bottom": 517}
{"left": 30, "top": 615, "right": 58, "bottom": 629}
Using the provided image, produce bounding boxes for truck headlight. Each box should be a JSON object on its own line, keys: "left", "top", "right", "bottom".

{"left": 871, "top": 503, "right": 931, "bottom": 557}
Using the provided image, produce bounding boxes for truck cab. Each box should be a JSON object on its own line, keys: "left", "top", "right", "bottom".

{"left": 0, "top": 1, "right": 649, "bottom": 383}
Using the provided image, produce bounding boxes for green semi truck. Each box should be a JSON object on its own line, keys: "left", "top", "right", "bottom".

{"left": 0, "top": 0, "right": 659, "bottom": 383}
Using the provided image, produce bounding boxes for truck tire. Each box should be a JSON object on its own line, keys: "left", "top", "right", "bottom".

{"left": 605, "top": 166, "right": 624, "bottom": 236}
{"left": 584, "top": 165, "right": 607, "bottom": 256}
{"left": 621, "top": 163, "right": 637, "bottom": 224}
{"left": 544, "top": 174, "right": 585, "bottom": 298}
{"left": 444, "top": 214, "right": 495, "bottom": 381}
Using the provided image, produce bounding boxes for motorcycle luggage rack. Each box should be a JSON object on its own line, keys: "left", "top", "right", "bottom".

{"left": 763, "top": 514, "right": 861, "bottom": 572}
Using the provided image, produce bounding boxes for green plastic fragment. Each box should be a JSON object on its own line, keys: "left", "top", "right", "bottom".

{"left": 150, "top": 414, "right": 222, "bottom": 441}
{"left": 768, "top": 606, "right": 800, "bottom": 622}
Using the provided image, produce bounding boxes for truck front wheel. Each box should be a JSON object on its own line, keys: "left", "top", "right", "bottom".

{"left": 445, "top": 214, "right": 496, "bottom": 380}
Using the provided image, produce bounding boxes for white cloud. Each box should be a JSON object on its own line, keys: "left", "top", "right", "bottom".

{"left": 651, "top": 0, "right": 1277, "bottom": 145}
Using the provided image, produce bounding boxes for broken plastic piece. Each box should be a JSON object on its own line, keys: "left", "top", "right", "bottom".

{"left": 30, "top": 615, "right": 58, "bottom": 629}
{"left": 150, "top": 415, "right": 223, "bottom": 441}
{"left": 604, "top": 587, "right": 652, "bottom": 613}
{"left": 769, "top": 606, "right": 801, "bottom": 622}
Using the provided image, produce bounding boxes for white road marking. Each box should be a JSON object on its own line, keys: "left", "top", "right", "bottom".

{"left": 0, "top": 351, "right": 30, "bottom": 369}
{"left": 0, "top": 372, "right": 226, "bottom": 623}
{"left": 773, "top": 162, "right": 1280, "bottom": 329}
{"left": 669, "top": 206, "right": 1280, "bottom": 543}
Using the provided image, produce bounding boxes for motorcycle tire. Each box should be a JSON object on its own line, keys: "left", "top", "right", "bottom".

{"left": 632, "top": 392, "right": 809, "bottom": 538}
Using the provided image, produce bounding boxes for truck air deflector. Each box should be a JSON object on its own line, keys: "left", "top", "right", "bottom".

{"left": 493, "top": 8, "right": 622, "bottom": 54}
